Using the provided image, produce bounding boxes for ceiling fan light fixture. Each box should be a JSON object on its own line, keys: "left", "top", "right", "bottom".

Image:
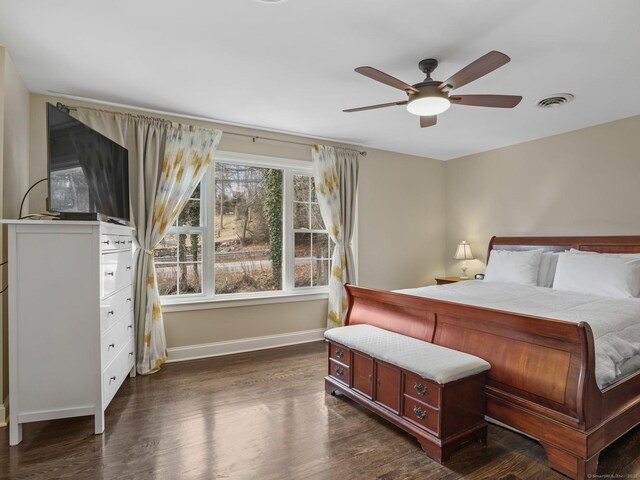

{"left": 406, "top": 96, "right": 451, "bottom": 116}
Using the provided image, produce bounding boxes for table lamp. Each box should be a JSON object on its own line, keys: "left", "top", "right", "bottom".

{"left": 453, "top": 241, "right": 474, "bottom": 279}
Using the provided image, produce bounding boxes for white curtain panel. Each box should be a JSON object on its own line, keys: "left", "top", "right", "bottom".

{"left": 312, "top": 145, "right": 359, "bottom": 328}
{"left": 73, "top": 106, "right": 221, "bottom": 374}
{"left": 139, "top": 125, "right": 221, "bottom": 373}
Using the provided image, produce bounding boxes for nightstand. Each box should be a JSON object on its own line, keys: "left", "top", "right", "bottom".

{"left": 435, "top": 277, "right": 463, "bottom": 285}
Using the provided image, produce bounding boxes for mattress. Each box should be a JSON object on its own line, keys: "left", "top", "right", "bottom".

{"left": 397, "top": 281, "right": 640, "bottom": 389}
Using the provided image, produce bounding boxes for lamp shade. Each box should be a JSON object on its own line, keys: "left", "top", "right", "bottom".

{"left": 453, "top": 241, "right": 474, "bottom": 260}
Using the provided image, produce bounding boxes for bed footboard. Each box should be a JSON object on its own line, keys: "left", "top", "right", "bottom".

{"left": 343, "top": 284, "right": 608, "bottom": 479}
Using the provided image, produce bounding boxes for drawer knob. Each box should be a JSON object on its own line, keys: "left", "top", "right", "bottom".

{"left": 129, "top": 352, "right": 134, "bottom": 356}
{"left": 127, "top": 325, "right": 133, "bottom": 329}
{"left": 102, "top": 240, "right": 110, "bottom": 245}
{"left": 108, "top": 343, "right": 115, "bottom": 349}
{"left": 114, "top": 240, "right": 121, "bottom": 245}
{"left": 128, "top": 240, "right": 133, "bottom": 244}
{"left": 335, "top": 366, "right": 344, "bottom": 376}
{"left": 126, "top": 298, "right": 132, "bottom": 302}
{"left": 107, "top": 310, "right": 114, "bottom": 316}
{"left": 413, "top": 405, "right": 427, "bottom": 420}
{"left": 110, "top": 376, "right": 116, "bottom": 382}
{"left": 126, "top": 266, "right": 132, "bottom": 270}
{"left": 105, "top": 271, "right": 114, "bottom": 276}
{"left": 335, "top": 348, "right": 344, "bottom": 359}
{"left": 414, "top": 383, "right": 428, "bottom": 396}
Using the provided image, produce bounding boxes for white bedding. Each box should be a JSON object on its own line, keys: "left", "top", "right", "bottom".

{"left": 397, "top": 281, "right": 640, "bottom": 389}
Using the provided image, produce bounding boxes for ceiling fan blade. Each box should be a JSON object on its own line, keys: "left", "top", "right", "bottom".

{"left": 355, "top": 66, "right": 419, "bottom": 94}
{"left": 420, "top": 116, "right": 437, "bottom": 128}
{"left": 450, "top": 94, "right": 522, "bottom": 108}
{"left": 440, "top": 51, "right": 511, "bottom": 91}
{"left": 343, "top": 100, "right": 408, "bottom": 113}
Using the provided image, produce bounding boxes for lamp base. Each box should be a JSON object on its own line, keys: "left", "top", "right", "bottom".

{"left": 460, "top": 263, "right": 469, "bottom": 280}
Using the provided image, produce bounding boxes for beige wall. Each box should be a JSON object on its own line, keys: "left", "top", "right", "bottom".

{"left": 1, "top": 47, "right": 30, "bottom": 417}
{"left": 29, "top": 94, "right": 445, "bottom": 349}
{"left": 358, "top": 149, "right": 445, "bottom": 290}
{"left": 0, "top": 47, "right": 6, "bottom": 415}
{"left": 444, "top": 115, "right": 640, "bottom": 278}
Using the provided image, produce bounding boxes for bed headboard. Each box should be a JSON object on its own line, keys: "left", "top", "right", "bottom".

{"left": 487, "top": 235, "right": 640, "bottom": 260}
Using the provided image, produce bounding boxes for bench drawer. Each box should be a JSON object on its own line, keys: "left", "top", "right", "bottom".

{"left": 404, "top": 371, "right": 440, "bottom": 409}
{"left": 329, "top": 342, "right": 350, "bottom": 366}
{"left": 403, "top": 395, "right": 439, "bottom": 435}
{"left": 329, "top": 359, "right": 349, "bottom": 386}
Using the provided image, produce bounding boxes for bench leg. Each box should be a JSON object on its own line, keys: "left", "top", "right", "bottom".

{"left": 325, "top": 378, "right": 339, "bottom": 396}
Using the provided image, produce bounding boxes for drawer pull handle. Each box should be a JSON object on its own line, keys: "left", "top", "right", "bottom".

{"left": 413, "top": 405, "right": 427, "bottom": 420}
{"left": 105, "top": 271, "right": 114, "bottom": 276}
{"left": 335, "top": 348, "right": 344, "bottom": 359}
{"left": 108, "top": 343, "right": 115, "bottom": 349}
{"left": 129, "top": 352, "right": 134, "bottom": 356}
{"left": 102, "top": 240, "right": 110, "bottom": 245}
{"left": 110, "top": 376, "right": 116, "bottom": 382}
{"left": 107, "top": 310, "right": 114, "bottom": 316}
{"left": 128, "top": 325, "right": 133, "bottom": 329}
{"left": 126, "top": 298, "right": 132, "bottom": 302}
{"left": 335, "top": 366, "right": 344, "bottom": 376}
{"left": 126, "top": 266, "right": 132, "bottom": 270}
{"left": 414, "top": 383, "right": 428, "bottom": 396}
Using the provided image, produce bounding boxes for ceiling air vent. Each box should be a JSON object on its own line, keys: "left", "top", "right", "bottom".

{"left": 536, "top": 94, "right": 574, "bottom": 109}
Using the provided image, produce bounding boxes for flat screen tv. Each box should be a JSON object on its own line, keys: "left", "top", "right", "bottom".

{"left": 47, "top": 103, "right": 130, "bottom": 222}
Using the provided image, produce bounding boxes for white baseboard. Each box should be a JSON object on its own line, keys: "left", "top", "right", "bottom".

{"left": 166, "top": 328, "right": 326, "bottom": 363}
{"left": 0, "top": 396, "right": 8, "bottom": 427}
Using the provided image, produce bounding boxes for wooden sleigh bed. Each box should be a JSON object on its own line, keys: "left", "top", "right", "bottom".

{"left": 343, "top": 236, "right": 640, "bottom": 479}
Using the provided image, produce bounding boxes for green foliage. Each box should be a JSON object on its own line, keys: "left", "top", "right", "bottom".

{"left": 262, "top": 169, "right": 283, "bottom": 288}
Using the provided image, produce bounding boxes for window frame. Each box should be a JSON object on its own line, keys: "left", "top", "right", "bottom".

{"left": 160, "top": 150, "right": 331, "bottom": 309}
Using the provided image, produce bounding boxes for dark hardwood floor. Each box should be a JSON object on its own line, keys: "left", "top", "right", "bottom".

{"left": 1, "top": 341, "right": 639, "bottom": 479}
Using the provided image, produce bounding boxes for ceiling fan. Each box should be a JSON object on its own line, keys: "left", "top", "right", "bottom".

{"left": 344, "top": 51, "right": 522, "bottom": 128}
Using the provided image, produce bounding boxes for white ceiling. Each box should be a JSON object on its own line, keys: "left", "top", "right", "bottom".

{"left": 1, "top": 0, "right": 639, "bottom": 160}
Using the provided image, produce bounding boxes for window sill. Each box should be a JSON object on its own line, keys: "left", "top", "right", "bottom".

{"left": 161, "top": 290, "right": 329, "bottom": 313}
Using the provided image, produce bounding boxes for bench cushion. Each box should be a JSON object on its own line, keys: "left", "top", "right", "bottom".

{"left": 324, "top": 324, "right": 490, "bottom": 384}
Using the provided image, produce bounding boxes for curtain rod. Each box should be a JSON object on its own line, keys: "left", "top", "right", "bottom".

{"left": 56, "top": 102, "right": 367, "bottom": 156}
{"left": 222, "top": 131, "right": 366, "bottom": 156}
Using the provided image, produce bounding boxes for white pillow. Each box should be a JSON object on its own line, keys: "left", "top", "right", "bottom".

{"left": 484, "top": 249, "right": 543, "bottom": 286}
{"left": 537, "top": 252, "right": 560, "bottom": 288}
{"left": 553, "top": 252, "right": 640, "bottom": 298}
{"left": 568, "top": 248, "right": 640, "bottom": 259}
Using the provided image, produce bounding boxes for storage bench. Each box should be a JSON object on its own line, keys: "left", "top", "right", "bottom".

{"left": 324, "top": 324, "right": 491, "bottom": 463}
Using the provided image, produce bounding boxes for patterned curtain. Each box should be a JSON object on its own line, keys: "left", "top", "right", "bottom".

{"left": 139, "top": 125, "right": 222, "bottom": 373}
{"left": 312, "top": 145, "right": 360, "bottom": 328}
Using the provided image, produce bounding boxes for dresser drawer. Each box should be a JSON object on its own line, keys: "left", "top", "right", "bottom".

{"left": 403, "top": 395, "right": 439, "bottom": 435}
{"left": 101, "top": 251, "right": 133, "bottom": 298}
{"left": 329, "top": 359, "right": 350, "bottom": 386}
{"left": 122, "top": 311, "right": 135, "bottom": 341}
{"left": 403, "top": 372, "right": 440, "bottom": 409}
{"left": 102, "top": 318, "right": 125, "bottom": 367}
{"left": 101, "top": 234, "right": 133, "bottom": 251}
{"left": 118, "top": 235, "right": 134, "bottom": 249}
{"left": 100, "top": 286, "right": 133, "bottom": 333}
{"left": 329, "top": 342, "right": 350, "bottom": 366}
{"left": 101, "top": 234, "right": 120, "bottom": 252}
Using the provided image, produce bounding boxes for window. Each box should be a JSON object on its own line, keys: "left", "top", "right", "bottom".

{"left": 155, "top": 152, "right": 331, "bottom": 302}
{"left": 155, "top": 184, "right": 204, "bottom": 295}
{"left": 293, "top": 175, "right": 332, "bottom": 288}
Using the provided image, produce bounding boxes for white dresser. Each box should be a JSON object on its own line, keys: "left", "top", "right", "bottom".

{"left": 3, "top": 220, "right": 135, "bottom": 445}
